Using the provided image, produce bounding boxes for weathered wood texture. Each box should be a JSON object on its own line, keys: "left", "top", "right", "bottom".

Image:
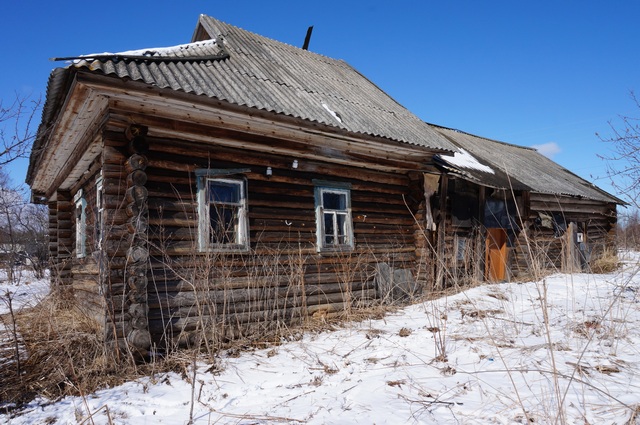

{"left": 47, "top": 200, "right": 59, "bottom": 284}
{"left": 70, "top": 261, "right": 105, "bottom": 324}
{"left": 511, "top": 193, "right": 617, "bottom": 276}
{"left": 432, "top": 177, "right": 618, "bottom": 283}
{"left": 434, "top": 177, "right": 489, "bottom": 287}
{"left": 90, "top": 119, "right": 426, "bottom": 349}
{"left": 67, "top": 173, "right": 106, "bottom": 325}
{"left": 118, "top": 124, "right": 152, "bottom": 354}
{"left": 137, "top": 133, "right": 419, "bottom": 347}
{"left": 51, "top": 191, "right": 73, "bottom": 286}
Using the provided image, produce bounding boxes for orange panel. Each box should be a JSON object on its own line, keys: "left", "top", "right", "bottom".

{"left": 485, "top": 228, "right": 507, "bottom": 282}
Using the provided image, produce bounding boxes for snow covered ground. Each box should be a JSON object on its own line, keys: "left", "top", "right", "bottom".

{"left": 0, "top": 268, "right": 50, "bottom": 363}
{"left": 0, "top": 269, "right": 50, "bottom": 314}
{"left": 2, "top": 254, "right": 640, "bottom": 424}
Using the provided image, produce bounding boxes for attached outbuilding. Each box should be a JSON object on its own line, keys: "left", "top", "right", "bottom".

{"left": 431, "top": 124, "right": 622, "bottom": 284}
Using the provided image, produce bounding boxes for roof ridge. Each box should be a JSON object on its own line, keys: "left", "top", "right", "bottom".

{"left": 428, "top": 122, "right": 539, "bottom": 152}
{"left": 198, "top": 15, "right": 348, "bottom": 64}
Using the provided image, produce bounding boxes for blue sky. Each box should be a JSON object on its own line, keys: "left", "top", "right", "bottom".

{"left": 2, "top": 1, "right": 638, "bottom": 201}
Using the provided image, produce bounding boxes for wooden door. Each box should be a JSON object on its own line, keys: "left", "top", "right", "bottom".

{"left": 485, "top": 228, "right": 507, "bottom": 282}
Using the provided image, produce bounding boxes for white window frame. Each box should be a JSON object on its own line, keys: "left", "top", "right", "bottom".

{"left": 96, "top": 174, "right": 104, "bottom": 250}
{"left": 315, "top": 184, "right": 354, "bottom": 252}
{"left": 197, "top": 173, "right": 249, "bottom": 252}
{"left": 74, "top": 189, "right": 87, "bottom": 258}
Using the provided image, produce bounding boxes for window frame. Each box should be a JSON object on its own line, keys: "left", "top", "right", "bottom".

{"left": 74, "top": 189, "right": 87, "bottom": 258}
{"left": 314, "top": 183, "right": 354, "bottom": 252}
{"left": 197, "top": 172, "right": 249, "bottom": 253}
{"left": 95, "top": 174, "right": 104, "bottom": 251}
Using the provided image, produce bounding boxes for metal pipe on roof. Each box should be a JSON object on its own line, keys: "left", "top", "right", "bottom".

{"left": 302, "top": 26, "right": 313, "bottom": 50}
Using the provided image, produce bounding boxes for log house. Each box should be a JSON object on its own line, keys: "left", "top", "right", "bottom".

{"left": 27, "top": 15, "right": 621, "bottom": 354}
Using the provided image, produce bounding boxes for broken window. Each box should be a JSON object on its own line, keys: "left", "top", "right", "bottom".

{"left": 449, "top": 179, "right": 479, "bottom": 227}
{"left": 535, "top": 212, "right": 566, "bottom": 237}
{"left": 484, "top": 198, "right": 518, "bottom": 230}
{"left": 197, "top": 176, "right": 248, "bottom": 252}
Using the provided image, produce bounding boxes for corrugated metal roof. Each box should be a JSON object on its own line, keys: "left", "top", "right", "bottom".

{"left": 432, "top": 125, "right": 623, "bottom": 204}
{"left": 58, "top": 15, "right": 455, "bottom": 152}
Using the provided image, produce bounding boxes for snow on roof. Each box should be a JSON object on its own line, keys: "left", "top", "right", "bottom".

{"left": 75, "top": 39, "right": 220, "bottom": 62}
{"left": 446, "top": 148, "right": 495, "bottom": 174}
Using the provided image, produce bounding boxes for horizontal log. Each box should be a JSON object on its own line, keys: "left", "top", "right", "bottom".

{"left": 147, "top": 308, "right": 303, "bottom": 335}
{"left": 145, "top": 137, "right": 412, "bottom": 186}
{"left": 146, "top": 287, "right": 377, "bottom": 323}
{"left": 147, "top": 198, "right": 196, "bottom": 212}
{"left": 147, "top": 273, "right": 375, "bottom": 296}
{"left": 147, "top": 249, "right": 414, "bottom": 271}
{"left": 103, "top": 146, "right": 127, "bottom": 163}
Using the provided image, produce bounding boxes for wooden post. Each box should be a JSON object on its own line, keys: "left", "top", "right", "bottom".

{"left": 563, "top": 222, "right": 579, "bottom": 273}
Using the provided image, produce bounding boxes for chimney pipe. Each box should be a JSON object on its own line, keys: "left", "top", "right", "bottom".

{"left": 302, "top": 26, "right": 313, "bottom": 50}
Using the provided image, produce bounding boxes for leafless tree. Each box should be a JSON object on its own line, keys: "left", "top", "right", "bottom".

{"left": 598, "top": 92, "right": 640, "bottom": 208}
{"left": 0, "top": 170, "right": 48, "bottom": 281}
{"left": 0, "top": 94, "right": 41, "bottom": 166}
{"left": 617, "top": 209, "right": 640, "bottom": 249}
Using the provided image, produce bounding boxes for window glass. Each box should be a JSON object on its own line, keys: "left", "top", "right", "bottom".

{"left": 316, "top": 186, "right": 353, "bottom": 251}
{"left": 209, "top": 181, "right": 240, "bottom": 204}
{"left": 324, "top": 213, "right": 335, "bottom": 245}
{"left": 336, "top": 213, "right": 347, "bottom": 244}
{"left": 323, "top": 191, "right": 346, "bottom": 210}
{"left": 209, "top": 203, "right": 239, "bottom": 244}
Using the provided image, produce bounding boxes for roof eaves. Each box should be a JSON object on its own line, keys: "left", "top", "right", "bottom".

{"left": 26, "top": 67, "right": 75, "bottom": 186}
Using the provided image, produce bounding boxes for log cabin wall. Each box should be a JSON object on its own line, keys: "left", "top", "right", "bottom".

{"left": 99, "top": 132, "right": 132, "bottom": 348}
{"left": 511, "top": 193, "right": 617, "bottom": 277}
{"left": 68, "top": 169, "right": 105, "bottom": 325}
{"left": 409, "top": 172, "right": 437, "bottom": 293}
{"left": 435, "top": 177, "right": 487, "bottom": 287}
{"left": 47, "top": 200, "right": 59, "bottom": 285}
{"left": 97, "top": 118, "right": 427, "bottom": 349}
{"left": 48, "top": 191, "right": 73, "bottom": 288}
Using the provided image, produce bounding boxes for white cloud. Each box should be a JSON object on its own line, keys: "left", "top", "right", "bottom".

{"left": 532, "top": 142, "right": 561, "bottom": 158}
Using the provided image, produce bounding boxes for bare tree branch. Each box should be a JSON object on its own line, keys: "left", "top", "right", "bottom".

{"left": 0, "top": 168, "right": 48, "bottom": 279}
{"left": 0, "top": 94, "right": 42, "bottom": 167}
{"left": 598, "top": 91, "right": 640, "bottom": 208}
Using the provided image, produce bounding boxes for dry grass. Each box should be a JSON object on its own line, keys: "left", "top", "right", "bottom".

{"left": 589, "top": 248, "right": 622, "bottom": 274}
{"left": 0, "top": 279, "right": 403, "bottom": 411}
{"left": 2, "top": 291, "right": 122, "bottom": 406}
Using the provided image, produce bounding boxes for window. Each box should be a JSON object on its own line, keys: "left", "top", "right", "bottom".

{"left": 95, "top": 174, "right": 103, "bottom": 250}
{"left": 198, "top": 175, "right": 248, "bottom": 251}
{"left": 315, "top": 185, "right": 353, "bottom": 251}
{"left": 74, "top": 189, "right": 87, "bottom": 258}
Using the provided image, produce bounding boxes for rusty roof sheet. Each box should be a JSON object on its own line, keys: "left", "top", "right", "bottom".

{"left": 53, "top": 15, "right": 455, "bottom": 153}
{"left": 432, "top": 125, "right": 622, "bottom": 204}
